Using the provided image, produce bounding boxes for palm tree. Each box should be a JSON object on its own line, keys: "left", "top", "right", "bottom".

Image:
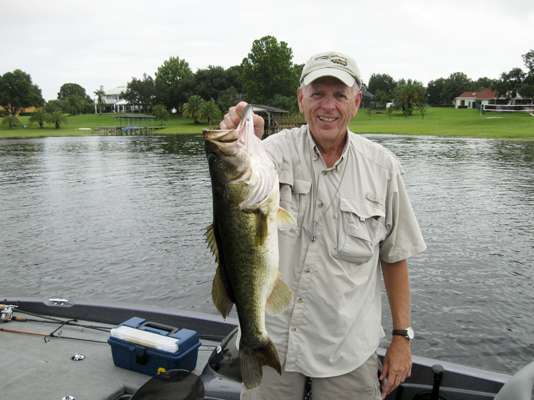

{"left": 94, "top": 88, "right": 106, "bottom": 114}
{"left": 182, "top": 95, "right": 204, "bottom": 124}
{"left": 46, "top": 111, "right": 67, "bottom": 129}
{"left": 200, "top": 99, "right": 222, "bottom": 125}
{"left": 29, "top": 110, "right": 47, "bottom": 128}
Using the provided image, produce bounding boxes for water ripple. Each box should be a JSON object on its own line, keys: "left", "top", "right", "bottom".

{"left": 1, "top": 134, "right": 533, "bottom": 375}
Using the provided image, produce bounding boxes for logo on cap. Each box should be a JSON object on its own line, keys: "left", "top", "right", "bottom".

{"left": 316, "top": 55, "right": 348, "bottom": 67}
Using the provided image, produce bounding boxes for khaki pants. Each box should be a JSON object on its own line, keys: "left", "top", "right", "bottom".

{"left": 241, "top": 353, "right": 381, "bottom": 400}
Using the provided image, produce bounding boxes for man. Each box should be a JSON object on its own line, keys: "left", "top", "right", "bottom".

{"left": 219, "top": 51, "right": 426, "bottom": 400}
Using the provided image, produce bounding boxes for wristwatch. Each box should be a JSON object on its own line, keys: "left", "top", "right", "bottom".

{"left": 392, "top": 327, "right": 415, "bottom": 341}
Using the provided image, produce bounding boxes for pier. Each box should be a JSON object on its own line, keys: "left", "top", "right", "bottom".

{"left": 94, "top": 113, "right": 158, "bottom": 136}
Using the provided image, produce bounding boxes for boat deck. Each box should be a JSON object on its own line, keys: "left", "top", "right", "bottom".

{"left": 1, "top": 310, "right": 218, "bottom": 399}
{"left": 1, "top": 299, "right": 514, "bottom": 400}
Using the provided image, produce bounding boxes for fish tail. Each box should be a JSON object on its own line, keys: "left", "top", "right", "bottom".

{"left": 239, "top": 338, "right": 281, "bottom": 389}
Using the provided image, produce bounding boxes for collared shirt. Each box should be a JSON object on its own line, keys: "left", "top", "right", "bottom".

{"left": 262, "top": 125, "right": 426, "bottom": 378}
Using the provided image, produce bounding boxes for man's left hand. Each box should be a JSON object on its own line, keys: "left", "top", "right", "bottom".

{"left": 379, "top": 336, "right": 412, "bottom": 399}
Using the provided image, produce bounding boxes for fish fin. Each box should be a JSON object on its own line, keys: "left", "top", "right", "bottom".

{"left": 240, "top": 339, "right": 281, "bottom": 389}
{"left": 255, "top": 211, "right": 269, "bottom": 246}
{"left": 205, "top": 224, "right": 219, "bottom": 263}
{"left": 212, "top": 265, "right": 233, "bottom": 318}
{"left": 277, "top": 207, "right": 296, "bottom": 229}
{"left": 207, "top": 223, "right": 235, "bottom": 317}
{"left": 266, "top": 274, "right": 293, "bottom": 314}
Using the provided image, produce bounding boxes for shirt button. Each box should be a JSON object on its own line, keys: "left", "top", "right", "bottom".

{"left": 291, "top": 327, "right": 297, "bottom": 332}
{"left": 318, "top": 201, "right": 324, "bottom": 208}
{"left": 297, "top": 297, "right": 303, "bottom": 303}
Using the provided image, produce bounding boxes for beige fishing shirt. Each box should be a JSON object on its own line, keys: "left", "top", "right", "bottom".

{"left": 262, "top": 125, "right": 426, "bottom": 378}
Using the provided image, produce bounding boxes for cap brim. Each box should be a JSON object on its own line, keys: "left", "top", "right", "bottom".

{"left": 301, "top": 68, "right": 356, "bottom": 87}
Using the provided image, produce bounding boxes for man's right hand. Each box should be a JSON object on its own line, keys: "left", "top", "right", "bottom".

{"left": 219, "top": 101, "right": 265, "bottom": 139}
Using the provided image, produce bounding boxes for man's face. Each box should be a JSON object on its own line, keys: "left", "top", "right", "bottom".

{"left": 297, "top": 77, "right": 362, "bottom": 145}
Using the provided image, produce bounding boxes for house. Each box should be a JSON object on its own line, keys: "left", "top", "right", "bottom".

{"left": 454, "top": 88, "right": 496, "bottom": 109}
{"left": 97, "top": 85, "right": 137, "bottom": 113}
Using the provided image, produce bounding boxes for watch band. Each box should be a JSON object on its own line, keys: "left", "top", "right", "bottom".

{"left": 392, "top": 327, "right": 414, "bottom": 340}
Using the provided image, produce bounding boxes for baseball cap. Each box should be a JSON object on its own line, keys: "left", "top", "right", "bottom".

{"left": 300, "top": 51, "right": 361, "bottom": 88}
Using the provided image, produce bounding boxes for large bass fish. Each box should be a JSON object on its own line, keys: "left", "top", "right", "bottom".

{"left": 203, "top": 105, "right": 293, "bottom": 389}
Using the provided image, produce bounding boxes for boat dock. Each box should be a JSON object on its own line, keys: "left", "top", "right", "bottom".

{"left": 94, "top": 113, "right": 158, "bottom": 136}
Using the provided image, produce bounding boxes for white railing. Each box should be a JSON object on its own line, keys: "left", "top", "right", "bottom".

{"left": 482, "top": 104, "right": 534, "bottom": 113}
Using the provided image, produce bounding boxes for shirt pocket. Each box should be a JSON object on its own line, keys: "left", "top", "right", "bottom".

{"left": 278, "top": 167, "right": 311, "bottom": 237}
{"left": 334, "top": 197, "right": 386, "bottom": 265}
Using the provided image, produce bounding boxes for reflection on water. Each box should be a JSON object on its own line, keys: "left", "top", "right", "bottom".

{"left": 0, "top": 134, "right": 533, "bottom": 375}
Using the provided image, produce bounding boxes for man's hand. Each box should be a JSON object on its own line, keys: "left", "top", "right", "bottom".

{"left": 379, "top": 336, "right": 412, "bottom": 399}
{"left": 219, "top": 101, "right": 265, "bottom": 138}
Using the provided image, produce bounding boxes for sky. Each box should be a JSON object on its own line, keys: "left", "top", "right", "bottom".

{"left": 1, "top": 0, "right": 534, "bottom": 101}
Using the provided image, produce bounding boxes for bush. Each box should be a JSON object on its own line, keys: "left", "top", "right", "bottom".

{"left": 1, "top": 115, "right": 21, "bottom": 128}
{"left": 152, "top": 104, "right": 170, "bottom": 123}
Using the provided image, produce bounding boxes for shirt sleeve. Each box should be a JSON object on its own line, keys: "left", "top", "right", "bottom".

{"left": 380, "top": 162, "right": 426, "bottom": 263}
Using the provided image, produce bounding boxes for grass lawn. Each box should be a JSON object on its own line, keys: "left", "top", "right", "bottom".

{"left": 0, "top": 113, "right": 210, "bottom": 139}
{"left": 1, "top": 108, "right": 533, "bottom": 139}
{"left": 351, "top": 107, "right": 534, "bottom": 139}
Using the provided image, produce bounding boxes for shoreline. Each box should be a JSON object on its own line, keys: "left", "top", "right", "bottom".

{"left": 2, "top": 107, "right": 533, "bottom": 140}
{"left": 2, "top": 131, "right": 534, "bottom": 141}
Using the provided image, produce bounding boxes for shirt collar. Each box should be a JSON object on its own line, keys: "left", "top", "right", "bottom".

{"left": 306, "top": 125, "right": 350, "bottom": 170}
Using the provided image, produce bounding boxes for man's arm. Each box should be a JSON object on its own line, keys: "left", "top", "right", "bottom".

{"left": 380, "top": 259, "right": 412, "bottom": 399}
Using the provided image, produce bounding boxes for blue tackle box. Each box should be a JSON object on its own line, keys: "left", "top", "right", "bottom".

{"left": 108, "top": 317, "right": 201, "bottom": 376}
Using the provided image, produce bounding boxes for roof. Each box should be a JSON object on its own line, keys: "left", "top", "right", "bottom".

{"left": 104, "top": 86, "right": 127, "bottom": 96}
{"left": 456, "top": 88, "right": 496, "bottom": 100}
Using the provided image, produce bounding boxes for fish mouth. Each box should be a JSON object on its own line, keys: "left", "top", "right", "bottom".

{"left": 203, "top": 129, "right": 240, "bottom": 143}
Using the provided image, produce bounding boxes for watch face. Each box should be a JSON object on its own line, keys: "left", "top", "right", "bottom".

{"left": 406, "top": 327, "right": 415, "bottom": 340}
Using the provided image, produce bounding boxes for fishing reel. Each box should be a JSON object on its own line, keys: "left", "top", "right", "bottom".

{"left": 0, "top": 304, "right": 18, "bottom": 322}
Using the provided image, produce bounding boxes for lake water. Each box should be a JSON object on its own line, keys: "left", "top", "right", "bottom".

{"left": 1, "top": 134, "right": 533, "bottom": 375}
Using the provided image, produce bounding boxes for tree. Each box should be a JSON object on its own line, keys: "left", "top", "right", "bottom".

{"left": 1, "top": 115, "right": 20, "bottom": 128}
{"left": 217, "top": 86, "right": 241, "bottom": 113}
{"left": 0, "top": 69, "right": 44, "bottom": 115}
{"left": 46, "top": 111, "right": 67, "bottom": 129}
{"left": 57, "top": 83, "right": 93, "bottom": 114}
{"left": 61, "top": 95, "right": 93, "bottom": 115}
{"left": 519, "top": 74, "right": 534, "bottom": 99}
{"left": 181, "top": 95, "right": 204, "bottom": 124}
{"left": 152, "top": 104, "right": 170, "bottom": 124}
{"left": 271, "top": 94, "right": 298, "bottom": 113}
{"left": 123, "top": 74, "right": 156, "bottom": 111}
{"left": 58, "top": 83, "right": 87, "bottom": 99}
{"left": 368, "top": 74, "right": 396, "bottom": 104}
{"left": 522, "top": 49, "right": 534, "bottom": 74}
{"left": 442, "top": 72, "right": 473, "bottom": 105}
{"left": 394, "top": 79, "right": 426, "bottom": 117}
{"left": 426, "top": 78, "right": 447, "bottom": 106}
{"left": 494, "top": 68, "right": 525, "bottom": 98}
{"left": 155, "top": 56, "right": 194, "bottom": 110}
{"left": 520, "top": 50, "right": 534, "bottom": 99}
{"left": 224, "top": 65, "right": 244, "bottom": 93}
{"left": 94, "top": 88, "right": 105, "bottom": 114}
{"left": 241, "top": 36, "right": 299, "bottom": 104}
{"left": 474, "top": 77, "right": 497, "bottom": 90}
{"left": 199, "top": 99, "right": 222, "bottom": 125}
{"left": 29, "top": 110, "right": 47, "bottom": 128}
{"left": 194, "top": 66, "right": 231, "bottom": 101}
{"left": 44, "top": 100, "right": 64, "bottom": 113}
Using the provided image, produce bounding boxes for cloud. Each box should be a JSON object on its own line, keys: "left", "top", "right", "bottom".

{"left": 1, "top": 0, "right": 533, "bottom": 99}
